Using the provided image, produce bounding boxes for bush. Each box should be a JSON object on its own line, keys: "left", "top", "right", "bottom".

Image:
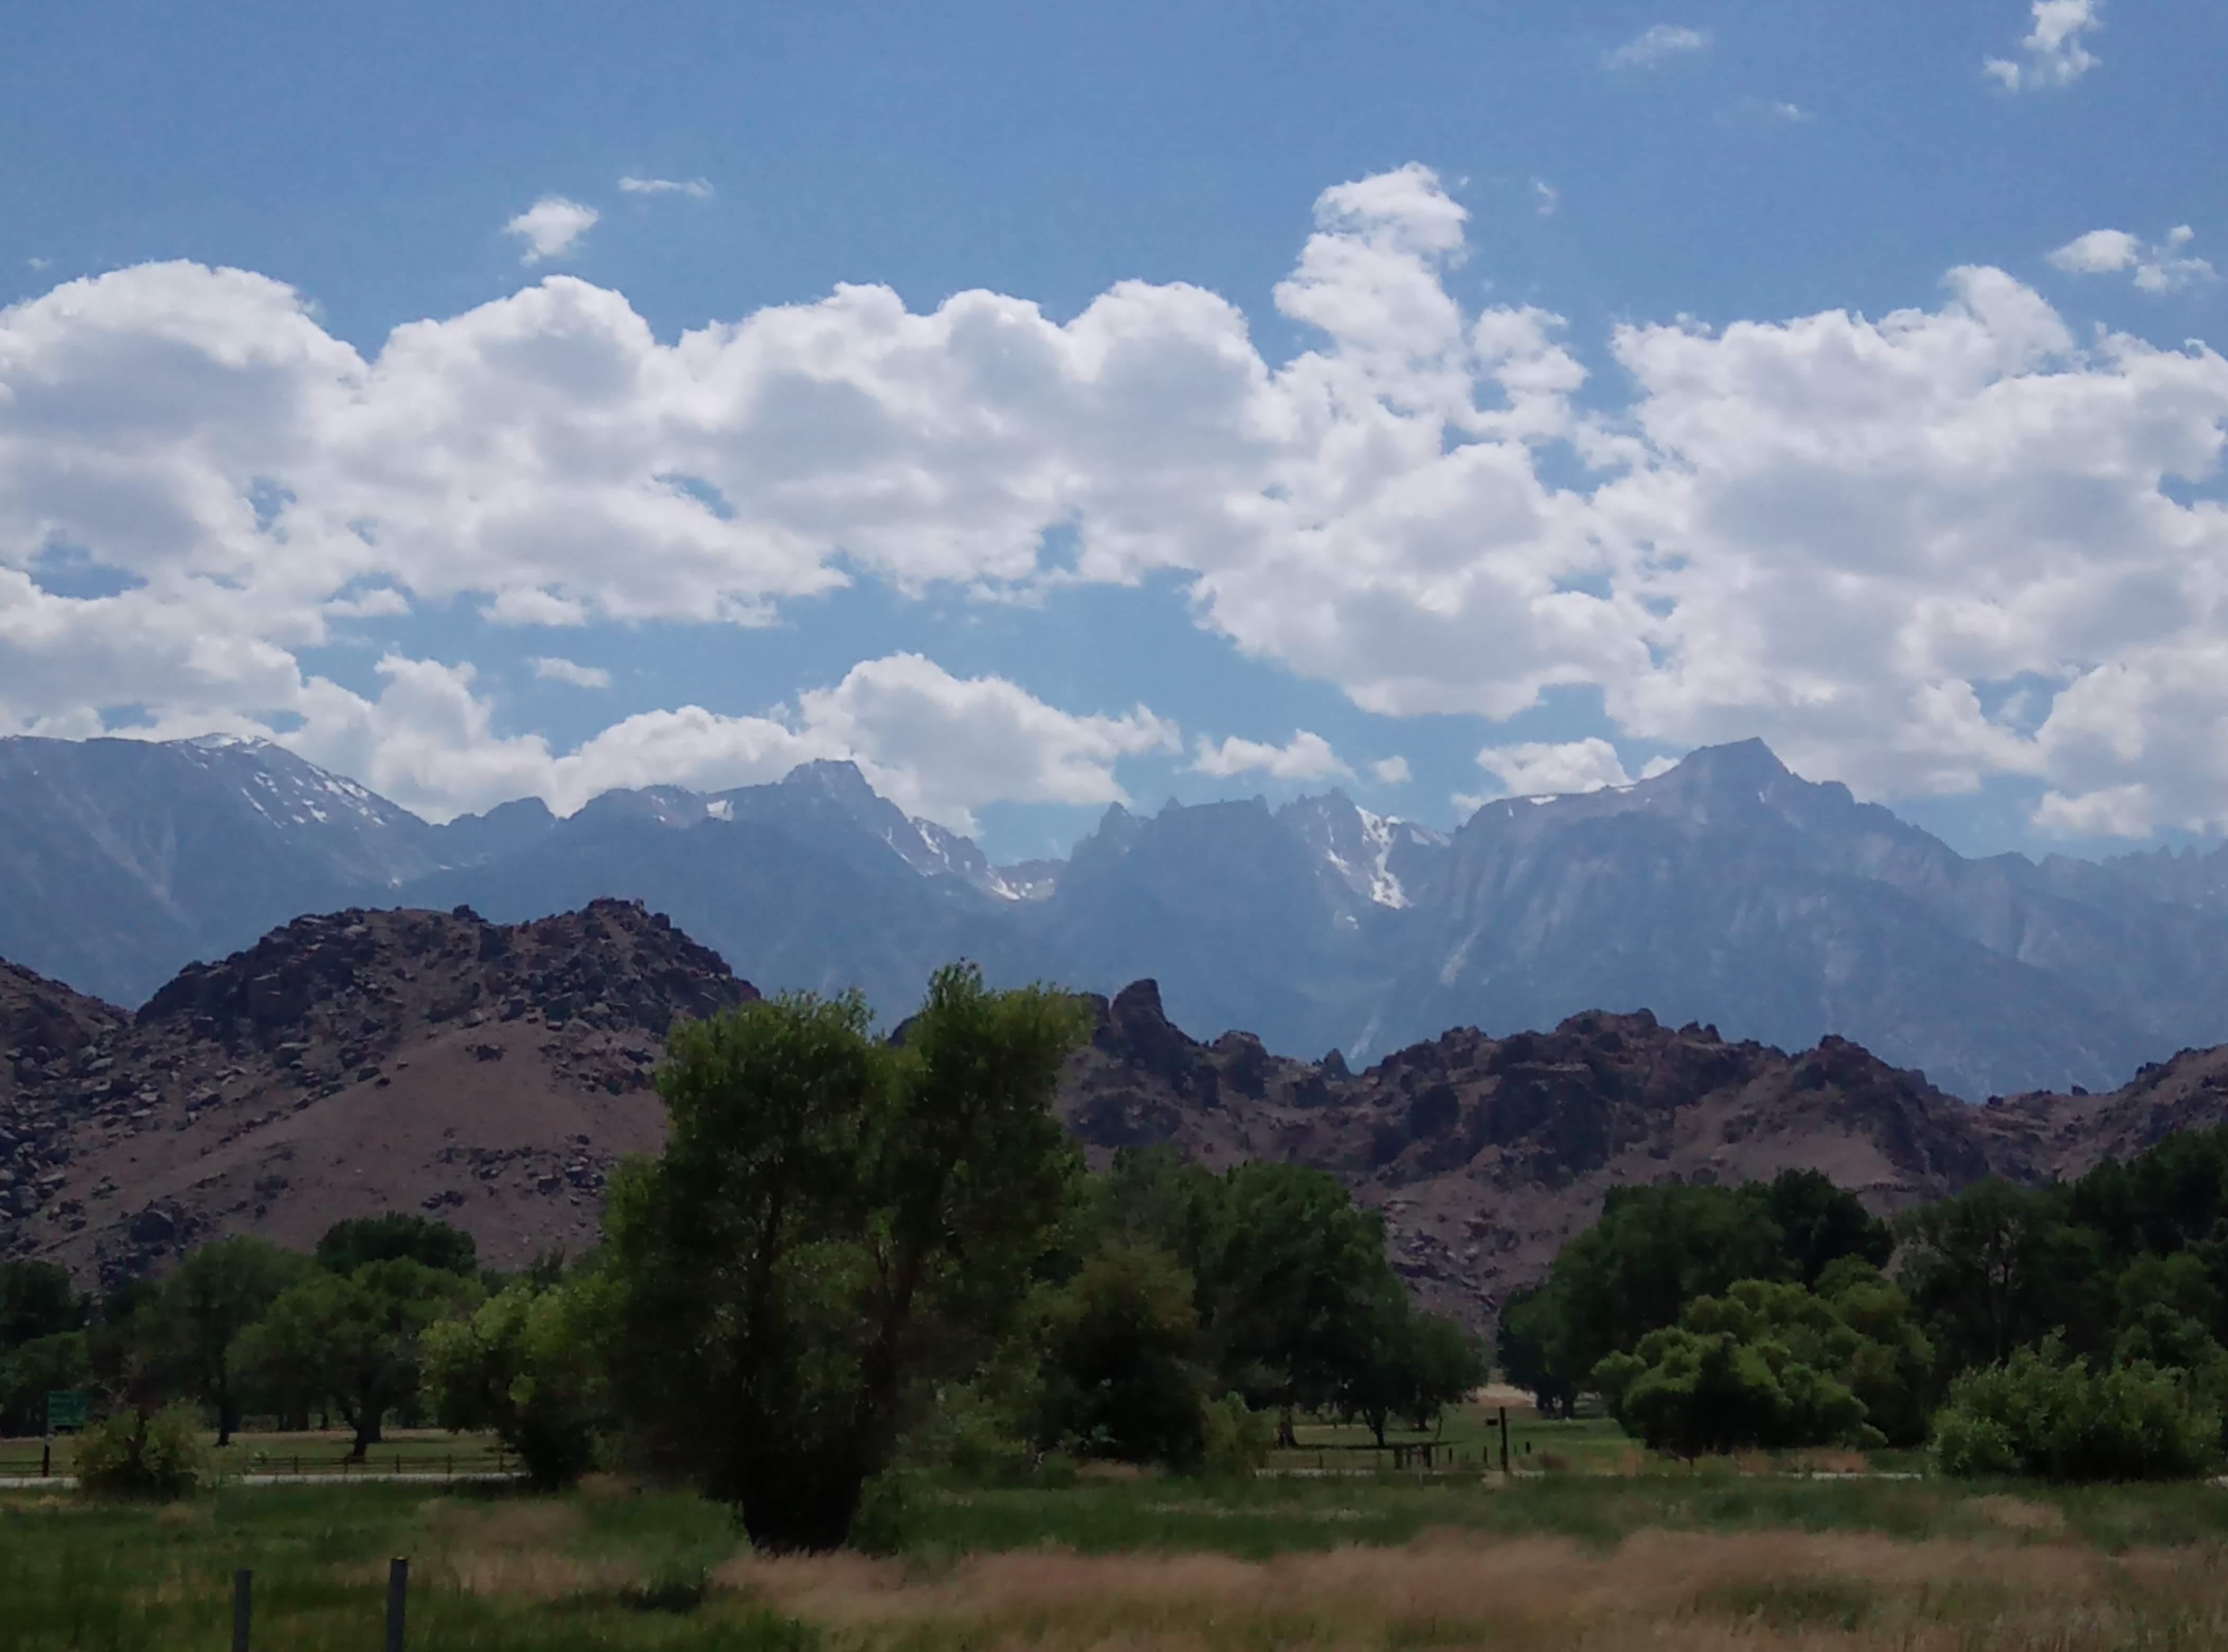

{"left": 847, "top": 1470, "right": 915, "bottom": 1556}
{"left": 75, "top": 1404, "right": 209, "bottom": 1500}
{"left": 1199, "top": 1393, "right": 1273, "bottom": 1478}
{"left": 421, "top": 1278, "right": 603, "bottom": 1489}
{"left": 1931, "top": 1336, "right": 2220, "bottom": 1482}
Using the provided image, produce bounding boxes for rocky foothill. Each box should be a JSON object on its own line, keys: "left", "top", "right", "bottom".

{"left": 0, "top": 900, "right": 751, "bottom": 1285}
{"left": 9, "top": 902, "right": 2228, "bottom": 1325}
{"left": 1058, "top": 980, "right": 2228, "bottom": 1327}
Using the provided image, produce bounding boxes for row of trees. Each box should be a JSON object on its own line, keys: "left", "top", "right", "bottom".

{"left": 1496, "top": 1137, "right": 2228, "bottom": 1478}
{"left": 0, "top": 1212, "right": 488, "bottom": 1451}
{"left": 1, "top": 965, "right": 1482, "bottom": 1547}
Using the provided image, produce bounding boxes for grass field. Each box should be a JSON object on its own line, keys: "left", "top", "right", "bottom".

{"left": 12, "top": 1470, "right": 2228, "bottom": 1649}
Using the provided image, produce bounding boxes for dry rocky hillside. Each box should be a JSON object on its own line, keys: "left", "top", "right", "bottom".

{"left": 0, "top": 901, "right": 750, "bottom": 1284}
{"left": 8, "top": 902, "right": 2228, "bottom": 1324}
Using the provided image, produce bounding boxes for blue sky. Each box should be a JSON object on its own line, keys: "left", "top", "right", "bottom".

{"left": 3, "top": 1, "right": 2225, "bottom": 861}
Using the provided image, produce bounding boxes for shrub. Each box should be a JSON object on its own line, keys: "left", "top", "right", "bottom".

{"left": 1931, "top": 1336, "right": 2220, "bottom": 1482}
{"left": 1199, "top": 1393, "right": 1273, "bottom": 1478}
{"left": 421, "top": 1278, "right": 602, "bottom": 1489}
{"left": 75, "top": 1403, "right": 209, "bottom": 1500}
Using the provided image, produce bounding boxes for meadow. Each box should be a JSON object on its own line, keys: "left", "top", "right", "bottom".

{"left": 13, "top": 1445, "right": 2228, "bottom": 1651}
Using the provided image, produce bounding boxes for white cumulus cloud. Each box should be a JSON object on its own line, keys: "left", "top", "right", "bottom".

{"left": 1189, "top": 730, "right": 1353, "bottom": 783}
{"left": 531, "top": 656, "right": 612, "bottom": 689}
{"left": 6, "top": 164, "right": 2228, "bottom": 840}
{"left": 505, "top": 196, "right": 599, "bottom": 264}
{"left": 2050, "top": 226, "right": 2217, "bottom": 294}
{"left": 1370, "top": 756, "right": 1412, "bottom": 786}
{"left": 1606, "top": 24, "right": 1710, "bottom": 69}
{"left": 1986, "top": 0, "right": 2103, "bottom": 91}
{"left": 287, "top": 652, "right": 1176, "bottom": 831}
{"left": 1475, "top": 738, "right": 1633, "bottom": 797}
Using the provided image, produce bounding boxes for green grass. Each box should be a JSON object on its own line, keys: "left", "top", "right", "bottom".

{"left": 905, "top": 1470, "right": 2228, "bottom": 1558}
{"left": 9, "top": 1464, "right": 2228, "bottom": 1649}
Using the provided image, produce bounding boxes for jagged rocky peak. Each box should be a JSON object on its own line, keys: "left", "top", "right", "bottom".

{"left": 1279, "top": 789, "right": 1448, "bottom": 912}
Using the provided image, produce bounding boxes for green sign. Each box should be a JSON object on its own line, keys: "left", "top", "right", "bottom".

{"left": 46, "top": 1391, "right": 87, "bottom": 1432}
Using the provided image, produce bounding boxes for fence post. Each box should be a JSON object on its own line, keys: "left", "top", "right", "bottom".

{"left": 231, "top": 1568, "right": 252, "bottom": 1652}
{"left": 41, "top": 1436, "right": 51, "bottom": 1479}
{"left": 385, "top": 1558, "right": 408, "bottom": 1652}
{"left": 1499, "top": 1407, "right": 1510, "bottom": 1477}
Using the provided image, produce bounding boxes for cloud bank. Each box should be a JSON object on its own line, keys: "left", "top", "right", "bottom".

{"left": 4, "top": 163, "right": 2227, "bottom": 839}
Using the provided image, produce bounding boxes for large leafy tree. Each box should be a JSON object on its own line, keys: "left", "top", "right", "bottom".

{"left": 1543, "top": 1182, "right": 1791, "bottom": 1380}
{"left": 1751, "top": 1169, "right": 1893, "bottom": 1288}
{"left": 1036, "top": 1243, "right": 1206, "bottom": 1468}
{"left": 1338, "top": 1285, "right": 1485, "bottom": 1447}
{"left": 250, "top": 1260, "right": 474, "bottom": 1456}
{"left": 1495, "top": 1284, "right": 1580, "bottom": 1419}
{"left": 1897, "top": 1179, "right": 2105, "bottom": 1377}
{"left": 1188, "top": 1161, "right": 1391, "bottom": 1439}
{"left": 153, "top": 1236, "right": 310, "bottom": 1445}
{"left": 604, "top": 964, "right": 1089, "bottom": 1551}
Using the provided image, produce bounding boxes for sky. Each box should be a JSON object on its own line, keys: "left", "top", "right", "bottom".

{"left": 3, "top": 1, "right": 2225, "bottom": 863}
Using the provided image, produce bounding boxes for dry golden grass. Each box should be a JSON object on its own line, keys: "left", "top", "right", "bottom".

{"left": 714, "top": 1529, "right": 2228, "bottom": 1650}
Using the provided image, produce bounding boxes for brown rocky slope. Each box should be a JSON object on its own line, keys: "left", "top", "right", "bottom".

{"left": 8, "top": 904, "right": 2227, "bottom": 1323}
{"left": 1, "top": 900, "right": 750, "bottom": 1283}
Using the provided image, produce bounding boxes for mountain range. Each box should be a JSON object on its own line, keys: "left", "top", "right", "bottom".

{"left": 10, "top": 897, "right": 2228, "bottom": 1326}
{"left": 5, "top": 732, "right": 2228, "bottom": 1101}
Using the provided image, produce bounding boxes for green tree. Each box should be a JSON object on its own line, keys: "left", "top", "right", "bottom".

{"left": 151, "top": 1236, "right": 310, "bottom": 1445}
{"left": 1495, "top": 1285, "right": 1579, "bottom": 1419}
{"left": 421, "top": 1275, "right": 607, "bottom": 1488}
{"left": 1188, "top": 1162, "right": 1391, "bottom": 1439}
{"left": 316, "top": 1214, "right": 478, "bottom": 1279}
{"left": 1543, "top": 1182, "right": 1791, "bottom": 1380}
{"left": 1750, "top": 1169, "right": 1893, "bottom": 1287}
{"left": 1338, "top": 1287, "right": 1484, "bottom": 1447}
{"left": 1898, "top": 1179, "right": 2105, "bottom": 1377}
{"left": 252, "top": 1260, "right": 473, "bottom": 1456}
{"left": 0, "top": 1260, "right": 83, "bottom": 1353}
{"left": 604, "top": 964, "right": 1089, "bottom": 1551}
{"left": 0, "top": 1331, "right": 89, "bottom": 1435}
{"left": 1037, "top": 1243, "right": 1205, "bottom": 1468}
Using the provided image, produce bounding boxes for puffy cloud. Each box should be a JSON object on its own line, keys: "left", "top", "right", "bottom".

{"left": 1370, "top": 756, "right": 1412, "bottom": 785}
{"left": 1474, "top": 738, "right": 1633, "bottom": 797}
{"left": 2050, "top": 226, "right": 2217, "bottom": 294}
{"left": 617, "top": 176, "right": 714, "bottom": 199}
{"left": 1189, "top": 730, "right": 1352, "bottom": 783}
{"left": 1591, "top": 265, "right": 2228, "bottom": 832}
{"left": 1985, "top": 0, "right": 2102, "bottom": 91}
{"left": 1532, "top": 179, "right": 1559, "bottom": 218}
{"left": 2049, "top": 228, "right": 2142, "bottom": 274}
{"left": 285, "top": 652, "right": 1175, "bottom": 831}
{"left": 531, "top": 656, "right": 612, "bottom": 688}
{"left": 1605, "top": 24, "right": 1710, "bottom": 69}
{"left": 505, "top": 197, "right": 598, "bottom": 263}
{"left": 6, "top": 164, "right": 2228, "bottom": 840}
